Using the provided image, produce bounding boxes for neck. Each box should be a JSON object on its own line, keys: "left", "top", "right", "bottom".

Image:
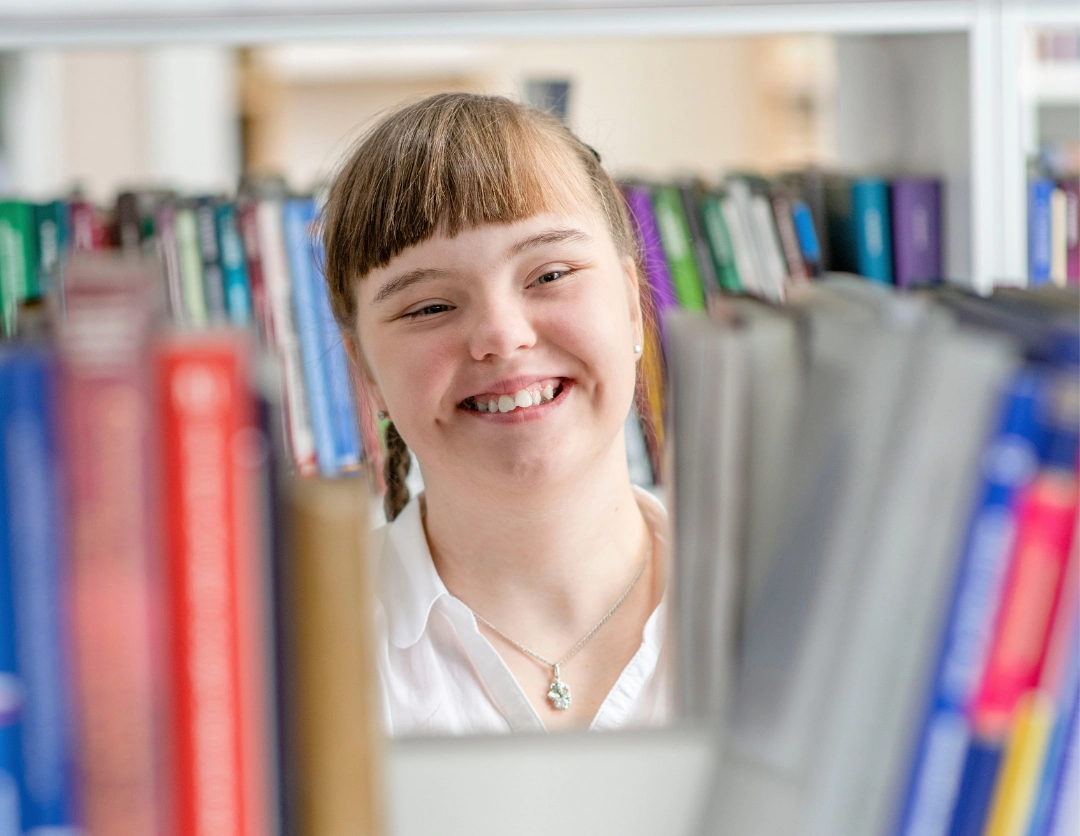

{"left": 420, "top": 436, "right": 649, "bottom": 632}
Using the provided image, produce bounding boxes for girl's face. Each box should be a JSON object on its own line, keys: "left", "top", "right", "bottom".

{"left": 355, "top": 208, "right": 643, "bottom": 491}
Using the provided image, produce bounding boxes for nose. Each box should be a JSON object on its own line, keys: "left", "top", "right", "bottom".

{"left": 466, "top": 291, "right": 537, "bottom": 361}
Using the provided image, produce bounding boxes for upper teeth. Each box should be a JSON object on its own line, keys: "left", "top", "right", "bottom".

{"left": 473, "top": 385, "right": 557, "bottom": 413}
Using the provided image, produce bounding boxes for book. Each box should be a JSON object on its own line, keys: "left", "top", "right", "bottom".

{"left": 68, "top": 198, "right": 108, "bottom": 252}
{"left": 699, "top": 193, "right": 743, "bottom": 292}
{"left": 728, "top": 177, "right": 785, "bottom": 301}
{"left": 307, "top": 221, "right": 363, "bottom": 471}
{"left": 825, "top": 173, "right": 858, "bottom": 274}
{"left": 851, "top": 177, "right": 894, "bottom": 283}
{"left": 791, "top": 200, "right": 823, "bottom": 277}
{"left": 749, "top": 190, "right": 790, "bottom": 299}
{"left": 196, "top": 196, "right": 228, "bottom": 323}
{"left": 215, "top": 202, "right": 254, "bottom": 327}
{"left": 57, "top": 253, "right": 166, "bottom": 836}
{"left": 1061, "top": 177, "right": 1079, "bottom": 285}
{"left": 255, "top": 200, "right": 318, "bottom": 477}
{"left": 0, "top": 345, "right": 80, "bottom": 831}
{"left": 282, "top": 198, "right": 337, "bottom": 476}
{"left": 238, "top": 200, "right": 271, "bottom": 343}
{"left": 781, "top": 168, "right": 832, "bottom": 271}
{"left": 1030, "top": 179, "right": 1056, "bottom": 286}
{"left": 770, "top": 190, "right": 809, "bottom": 282}
{"left": 651, "top": 185, "right": 707, "bottom": 311}
{"left": 0, "top": 200, "right": 37, "bottom": 336}
{"left": 175, "top": 202, "right": 210, "bottom": 327}
{"left": 156, "top": 332, "right": 269, "bottom": 836}
{"left": 678, "top": 182, "right": 721, "bottom": 295}
{"left": 895, "top": 368, "right": 1048, "bottom": 836}
{"left": 33, "top": 200, "right": 68, "bottom": 298}
{"left": 891, "top": 178, "right": 943, "bottom": 288}
{"left": 155, "top": 199, "right": 188, "bottom": 324}
{"left": 720, "top": 190, "right": 762, "bottom": 297}
{"left": 285, "top": 478, "right": 383, "bottom": 836}
{"left": 1050, "top": 189, "right": 1068, "bottom": 288}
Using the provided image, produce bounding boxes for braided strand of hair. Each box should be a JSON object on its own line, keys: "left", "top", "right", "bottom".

{"left": 383, "top": 421, "right": 411, "bottom": 522}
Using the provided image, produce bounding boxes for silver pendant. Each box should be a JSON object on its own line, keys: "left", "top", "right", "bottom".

{"left": 547, "top": 664, "right": 572, "bottom": 710}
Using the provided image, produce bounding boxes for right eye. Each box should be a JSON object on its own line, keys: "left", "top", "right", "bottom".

{"left": 402, "top": 303, "right": 453, "bottom": 320}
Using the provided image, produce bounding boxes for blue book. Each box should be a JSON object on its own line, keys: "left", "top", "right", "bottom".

{"left": 0, "top": 353, "right": 28, "bottom": 834}
{"left": 283, "top": 198, "right": 338, "bottom": 476}
{"left": 308, "top": 231, "right": 362, "bottom": 471}
{"left": 893, "top": 368, "right": 1047, "bottom": 836}
{"left": 1028, "top": 625, "right": 1079, "bottom": 836}
{"left": 215, "top": 202, "right": 253, "bottom": 326}
{"left": 1029, "top": 179, "right": 1055, "bottom": 286}
{"left": 0, "top": 347, "right": 79, "bottom": 832}
{"left": 852, "top": 177, "right": 893, "bottom": 283}
{"left": 791, "top": 199, "right": 823, "bottom": 276}
{"left": 950, "top": 743, "right": 1005, "bottom": 836}
{"left": 1045, "top": 694, "right": 1079, "bottom": 836}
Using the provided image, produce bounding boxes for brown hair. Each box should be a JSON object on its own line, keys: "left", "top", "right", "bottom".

{"left": 322, "top": 92, "right": 647, "bottom": 521}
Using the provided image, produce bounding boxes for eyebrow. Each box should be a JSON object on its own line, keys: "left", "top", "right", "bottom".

{"left": 372, "top": 267, "right": 453, "bottom": 305}
{"left": 371, "top": 227, "right": 594, "bottom": 305}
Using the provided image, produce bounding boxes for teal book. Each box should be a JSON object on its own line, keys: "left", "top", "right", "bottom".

{"left": 851, "top": 177, "right": 894, "bottom": 283}
{"left": 700, "top": 194, "right": 743, "bottom": 292}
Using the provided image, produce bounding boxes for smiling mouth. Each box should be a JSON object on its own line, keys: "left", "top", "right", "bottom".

{"left": 459, "top": 379, "right": 567, "bottom": 414}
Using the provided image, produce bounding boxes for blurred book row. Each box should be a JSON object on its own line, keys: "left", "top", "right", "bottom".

{"left": 670, "top": 279, "right": 1079, "bottom": 836}
{"left": 0, "top": 254, "right": 381, "bottom": 835}
{"left": 0, "top": 190, "right": 375, "bottom": 480}
{"left": 1028, "top": 175, "right": 1080, "bottom": 287}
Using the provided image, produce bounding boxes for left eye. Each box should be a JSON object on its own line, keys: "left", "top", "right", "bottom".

{"left": 532, "top": 270, "right": 568, "bottom": 286}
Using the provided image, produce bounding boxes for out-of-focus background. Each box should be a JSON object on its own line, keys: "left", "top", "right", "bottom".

{"left": 0, "top": 1, "right": 1076, "bottom": 292}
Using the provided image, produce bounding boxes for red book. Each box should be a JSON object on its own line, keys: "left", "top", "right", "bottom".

{"left": 69, "top": 200, "right": 110, "bottom": 251}
{"left": 57, "top": 254, "right": 166, "bottom": 836}
{"left": 156, "top": 333, "right": 270, "bottom": 836}
{"left": 237, "top": 200, "right": 271, "bottom": 344}
{"left": 970, "top": 470, "right": 1080, "bottom": 736}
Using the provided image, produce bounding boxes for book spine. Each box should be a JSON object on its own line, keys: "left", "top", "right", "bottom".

{"left": 720, "top": 195, "right": 761, "bottom": 297}
{"left": 0, "top": 356, "right": 27, "bottom": 835}
{"left": 196, "top": 198, "right": 228, "bottom": 323}
{"left": 791, "top": 200, "right": 824, "bottom": 277}
{"left": 1061, "top": 178, "right": 1079, "bottom": 285}
{"left": 824, "top": 175, "right": 858, "bottom": 274}
{"left": 852, "top": 178, "right": 894, "bottom": 283}
{"left": 1049, "top": 189, "right": 1068, "bottom": 288}
{"left": 621, "top": 185, "right": 678, "bottom": 323}
{"left": 651, "top": 186, "right": 707, "bottom": 311}
{"left": 238, "top": 201, "right": 271, "bottom": 343}
{"left": 700, "top": 194, "right": 743, "bottom": 292}
{"left": 950, "top": 467, "right": 1080, "bottom": 836}
{"left": 33, "top": 201, "right": 66, "bottom": 297}
{"left": 891, "top": 178, "right": 943, "bottom": 288}
{"left": 725, "top": 179, "right": 770, "bottom": 297}
{"left": 58, "top": 259, "right": 165, "bottom": 836}
{"left": 0, "top": 201, "right": 39, "bottom": 301}
{"left": 983, "top": 692, "right": 1056, "bottom": 836}
{"left": 155, "top": 201, "right": 188, "bottom": 325}
{"left": 678, "top": 185, "right": 720, "bottom": 293}
{"left": 1043, "top": 690, "right": 1079, "bottom": 836}
{"left": 283, "top": 199, "right": 337, "bottom": 476}
{"left": 749, "top": 192, "right": 789, "bottom": 299}
{"left": 215, "top": 203, "right": 254, "bottom": 327}
{"left": 158, "top": 335, "right": 261, "bottom": 836}
{"left": 176, "top": 206, "right": 210, "bottom": 328}
{"left": 895, "top": 369, "right": 1045, "bottom": 836}
{"left": 255, "top": 201, "right": 318, "bottom": 477}
{"left": 116, "top": 192, "right": 142, "bottom": 255}
{"left": 308, "top": 228, "right": 363, "bottom": 470}
{"left": 1, "top": 348, "right": 80, "bottom": 831}
{"left": 1029, "top": 179, "right": 1055, "bottom": 286}
{"left": 770, "top": 193, "right": 809, "bottom": 282}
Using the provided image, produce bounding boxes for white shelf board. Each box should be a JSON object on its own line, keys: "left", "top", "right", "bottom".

{"left": 1024, "top": 63, "right": 1080, "bottom": 103}
{"left": 0, "top": 1, "right": 977, "bottom": 48}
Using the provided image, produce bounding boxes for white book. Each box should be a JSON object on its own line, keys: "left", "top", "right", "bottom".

{"left": 749, "top": 193, "right": 789, "bottom": 303}
{"left": 257, "top": 199, "right": 318, "bottom": 475}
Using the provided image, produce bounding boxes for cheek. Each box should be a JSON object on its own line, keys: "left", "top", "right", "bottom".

{"left": 368, "top": 327, "right": 459, "bottom": 422}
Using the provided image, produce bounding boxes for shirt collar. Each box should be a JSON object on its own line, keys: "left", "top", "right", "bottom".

{"left": 382, "top": 493, "right": 448, "bottom": 649}
{"left": 380, "top": 486, "right": 669, "bottom": 651}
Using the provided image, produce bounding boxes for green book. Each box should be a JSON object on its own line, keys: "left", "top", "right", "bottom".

{"left": 701, "top": 194, "right": 743, "bottom": 293}
{"left": 0, "top": 200, "right": 40, "bottom": 301}
{"left": 175, "top": 203, "right": 209, "bottom": 327}
{"left": 651, "top": 185, "right": 706, "bottom": 311}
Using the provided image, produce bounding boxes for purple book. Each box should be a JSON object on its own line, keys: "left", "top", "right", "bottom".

{"left": 891, "top": 177, "right": 942, "bottom": 288}
{"left": 622, "top": 185, "right": 678, "bottom": 323}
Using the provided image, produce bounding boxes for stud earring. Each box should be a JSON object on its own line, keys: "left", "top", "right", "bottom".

{"left": 377, "top": 410, "right": 388, "bottom": 421}
{"left": 633, "top": 344, "right": 643, "bottom": 355}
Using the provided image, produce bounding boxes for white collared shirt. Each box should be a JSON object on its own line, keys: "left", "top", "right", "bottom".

{"left": 371, "top": 486, "right": 672, "bottom": 737}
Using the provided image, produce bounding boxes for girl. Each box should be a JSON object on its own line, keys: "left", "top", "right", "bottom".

{"left": 322, "top": 93, "right": 669, "bottom": 735}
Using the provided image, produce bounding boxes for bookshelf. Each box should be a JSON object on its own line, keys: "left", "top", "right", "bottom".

{"left": 1, "top": 0, "right": 1078, "bottom": 292}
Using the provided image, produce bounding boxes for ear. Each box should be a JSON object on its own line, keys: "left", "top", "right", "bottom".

{"left": 343, "top": 332, "right": 389, "bottom": 415}
{"left": 621, "top": 255, "right": 645, "bottom": 349}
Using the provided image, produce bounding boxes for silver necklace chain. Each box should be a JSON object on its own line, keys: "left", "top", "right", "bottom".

{"left": 468, "top": 533, "right": 653, "bottom": 680}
